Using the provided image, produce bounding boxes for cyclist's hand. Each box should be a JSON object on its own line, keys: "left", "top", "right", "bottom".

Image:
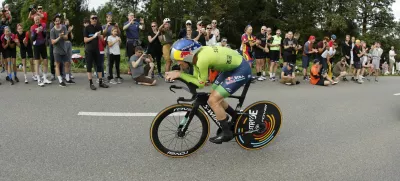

{"left": 165, "top": 71, "right": 181, "bottom": 81}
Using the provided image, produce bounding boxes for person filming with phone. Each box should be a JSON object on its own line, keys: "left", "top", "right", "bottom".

{"left": 129, "top": 46, "right": 156, "bottom": 86}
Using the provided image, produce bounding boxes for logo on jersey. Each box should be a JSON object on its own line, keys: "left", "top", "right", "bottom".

{"left": 226, "top": 75, "right": 246, "bottom": 85}
{"left": 227, "top": 55, "right": 232, "bottom": 64}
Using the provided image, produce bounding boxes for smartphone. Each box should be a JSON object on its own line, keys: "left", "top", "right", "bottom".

{"left": 110, "top": 23, "right": 116, "bottom": 26}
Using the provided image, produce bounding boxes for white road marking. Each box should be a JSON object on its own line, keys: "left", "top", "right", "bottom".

{"left": 77, "top": 112, "right": 186, "bottom": 117}
{"left": 394, "top": 93, "right": 400, "bottom": 96}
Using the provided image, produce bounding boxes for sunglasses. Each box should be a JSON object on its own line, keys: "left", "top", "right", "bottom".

{"left": 151, "top": 25, "right": 157, "bottom": 27}
{"left": 212, "top": 22, "right": 217, "bottom": 24}
{"left": 262, "top": 29, "right": 266, "bottom": 31}
{"left": 207, "top": 28, "right": 211, "bottom": 29}
{"left": 91, "top": 17, "right": 98, "bottom": 20}
{"left": 137, "top": 52, "right": 143, "bottom": 54}
{"left": 186, "top": 23, "right": 192, "bottom": 25}
{"left": 38, "top": 8, "right": 43, "bottom": 10}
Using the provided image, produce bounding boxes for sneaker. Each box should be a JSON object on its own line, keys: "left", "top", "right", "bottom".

{"left": 117, "top": 78, "right": 122, "bottom": 84}
{"left": 25, "top": 77, "right": 28, "bottom": 84}
{"left": 116, "top": 77, "right": 124, "bottom": 80}
{"left": 32, "top": 76, "right": 37, "bottom": 81}
{"left": 70, "top": 75, "right": 74, "bottom": 79}
{"left": 66, "top": 80, "right": 76, "bottom": 84}
{"left": 109, "top": 79, "right": 117, "bottom": 84}
{"left": 99, "top": 82, "right": 109, "bottom": 88}
{"left": 15, "top": 77, "right": 19, "bottom": 83}
{"left": 351, "top": 77, "right": 356, "bottom": 81}
{"left": 10, "top": 79, "right": 14, "bottom": 85}
{"left": 43, "top": 79, "right": 52, "bottom": 84}
{"left": 343, "top": 77, "right": 348, "bottom": 81}
{"left": 38, "top": 81, "right": 45, "bottom": 87}
{"left": 257, "top": 77, "right": 264, "bottom": 81}
{"left": 285, "top": 82, "right": 292, "bottom": 85}
{"left": 158, "top": 73, "right": 164, "bottom": 78}
{"left": 96, "top": 79, "right": 100, "bottom": 84}
{"left": 51, "top": 75, "right": 56, "bottom": 81}
{"left": 261, "top": 76, "right": 267, "bottom": 80}
{"left": 269, "top": 77, "right": 275, "bottom": 81}
{"left": 375, "top": 79, "right": 378, "bottom": 82}
{"left": 296, "top": 81, "right": 300, "bottom": 85}
{"left": 59, "top": 82, "right": 66, "bottom": 87}
{"left": 90, "top": 84, "right": 97, "bottom": 90}
{"left": 332, "top": 81, "right": 338, "bottom": 85}
{"left": 6, "top": 76, "right": 9, "bottom": 81}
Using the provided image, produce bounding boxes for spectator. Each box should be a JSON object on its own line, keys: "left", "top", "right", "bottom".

{"left": 1, "top": 5, "right": 12, "bottom": 24}
{"left": 361, "top": 55, "right": 374, "bottom": 81}
{"left": 218, "top": 37, "right": 229, "bottom": 47}
{"left": 96, "top": 33, "right": 106, "bottom": 83}
{"left": 1, "top": 26, "right": 18, "bottom": 85}
{"left": 185, "top": 28, "right": 193, "bottom": 39}
{"left": 254, "top": 26, "right": 268, "bottom": 81}
{"left": 147, "top": 21, "right": 162, "bottom": 78}
{"left": 50, "top": 15, "right": 75, "bottom": 87}
{"left": 342, "top": 35, "right": 352, "bottom": 66}
{"left": 83, "top": 14, "right": 109, "bottom": 90}
{"left": 16, "top": 24, "right": 35, "bottom": 83}
{"left": 283, "top": 31, "right": 298, "bottom": 66}
{"left": 333, "top": 57, "right": 349, "bottom": 82}
{"left": 265, "top": 27, "right": 273, "bottom": 76}
{"left": 177, "top": 20, "right": 192, "bottom": 39}
{"left": 310, "top": 59, "right": 337, "bottom": 86}
{"left": 302, "top": 36, "right": 318, "bottom": 81}
{"left": 269, "top": 29, "right": 282, "bottom": 81}
{"left": 206, "top": 24, "right": 217, "bottom": 46}
{"left": 317, "top": 36, "right": 329, "bottom": 62}
{"left": 107, "top": 27, "right": 122, "bottom": 84}
{"left": 352, "top": 39, "right": 365, "bottom": 84}
{"left": 241, "top": 25, "right": 256, "bottom": 69}
{"left": 102, "top": 12, "right": 120, "bottom": 78}
{"left": 321, "top": 42, "right": 337, "bottom": 71}
{"left": 350, "top": 36, "right": 356, "bottom": 76}
{"left": 382, "top": 62, "right": 389, "bottom": 75}
{"left": 29, "top": 5, "right": 48, "bottom": 25}
{"left": 129, "top": 46, "right": 156, "bottom": 86}
{"left": 158, "top": 18, "right": 174, "bottom": 79}
{"left": 210, "top": 20, "right": 220, "bottom": 42}
{"left": 370, "top": 42, "right": 383, "bottom": 82}
{"left": 280, "top": 63, "right": 299, "bottom": 85}
{"left": 64, "top": 19, "right": 74, "bottom": 79}
{"left": 31, "top": 15, "right": 50, "bottom": 86}
{"left": 389, "top": 46, "right": 396, "bottom": 74}
{"left": 123, "top": 12, "right": 144, "bottom": 60}
{"left": 192, "top": 21, "right": 207, "bottom": 46}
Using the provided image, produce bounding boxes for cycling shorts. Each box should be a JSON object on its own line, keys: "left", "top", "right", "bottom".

{"left": 211, "top": 58, "right": 252, "bottom": 98}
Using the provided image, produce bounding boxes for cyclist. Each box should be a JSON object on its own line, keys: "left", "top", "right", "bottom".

{"left": 165, "top": 39, "right": 252, "bottom": 144}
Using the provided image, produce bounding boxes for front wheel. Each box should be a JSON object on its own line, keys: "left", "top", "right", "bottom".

{"left": 150, "top": 104, "right": 210, "bottom": 158}
{"left": 234, "top": 101, "right": 282, "bottom": 150}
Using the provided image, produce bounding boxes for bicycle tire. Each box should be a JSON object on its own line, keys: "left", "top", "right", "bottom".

{"left": 234, "top": 101, "right": 282, "bottom": 150}
{"left": 150, "top": 104, "right": 210, "bottom": 158}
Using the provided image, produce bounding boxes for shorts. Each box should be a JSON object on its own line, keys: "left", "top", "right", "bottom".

{"left": 3, "top": 48, "right": 16, "bottom": 59}
{"left": 254, "top": 51, "right": 267, "bottom": 59}
{"left": 372, "top": 58, "right": 380, "bottom": 70}
{"left": 85, "top": 50, "right": 102, "bottom": 73}
{"left": 354, "top": 61, "right": 362, "bottom": 70}
{"left": 20, "top": 46, "right": 33, "bottom": 59}
{"left": 283, "top": 52, "right": 291, "bottom": 63}
{"left": 316, "top": 78, "right": 325, "bottom": 86}
{"left": 54, "top": 53, "right": 69, "bottom": 63}
{"left": 134, "top": 75, "right": 155, "bottom": 84}
{"left": 269, "top": 50, "right": 280, "bottom": 62}
{"left": 302, "top": 55, "right": 310, "bottom": 68}
{"left": 65, "top": 41, "right": 72, "bottom": 62}
{"left": 265, "top": 52, "right": 270, "bottom": 59}
{"left": 345, "top": 56, "right": 351, "bottom": 65}
{"left": 212, "top": 58, "right": 252, "bottom": 98}
{"left": 33, "top": 44, "right": 48, "bottom": 60}
{"left": 126, "top": 40, "right": 139, "bottom": 58}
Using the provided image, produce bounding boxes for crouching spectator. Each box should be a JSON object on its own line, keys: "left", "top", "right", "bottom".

{"left": 310, "top": 59, "right": 337, "bottom": 86}
{"left": 333, "top": 57, "right": 349, "bottom": 82}
{"left": 129, "top": 46, "right": 156, "bottom": 86}
{"left": 280, "top": 63, "right": 299, "bottom": 85}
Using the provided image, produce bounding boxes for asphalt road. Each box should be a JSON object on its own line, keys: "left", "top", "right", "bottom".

{"left": 0, "top": 74, "right": 399, "bottom": 181}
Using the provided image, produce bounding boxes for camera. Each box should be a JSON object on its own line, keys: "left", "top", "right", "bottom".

{"left": 109, "top": 22, "right": 115, "bottom": 26}
{"left": 28, "top": 5, "right": 36, "bottom": 12}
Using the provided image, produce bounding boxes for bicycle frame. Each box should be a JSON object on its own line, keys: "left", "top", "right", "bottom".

{"left": 172, "top": 79, "right": 252, "bottom": 134}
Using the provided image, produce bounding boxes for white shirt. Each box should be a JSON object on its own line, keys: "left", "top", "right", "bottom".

{"left": 321, "top": 49, "right": 336, "bottom": 58}
{"left": 107, "top": 35, "right": 121, "bottom": 55}
{"left": 389, "top": 50, "right": 396, "bottom": 60}
{"left": 211, "top": 28, "right": 220, "bottom": 41}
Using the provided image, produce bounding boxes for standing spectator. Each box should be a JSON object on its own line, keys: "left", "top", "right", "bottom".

{"left": 389, "top": 46, "right": 396, "bottom": 74}
{"left": 241, "top": 25, "right": 256, "bottom": 68}
{"left": 185, "top": 28, "right": 193, "bottom": 39}
{"left": 254, "top": 26, "right": 268, "bottom": 81}
{"left": 350, "top": 36, "right": 356, "bottom": 78}
{"left": 1, "top": 4, "right": 12, "bottom": 23}
{"left": 268, "top": 29, "right": 282, "bottom": 81}
{"left": 31, "top": 15, "right": 50, "bottom": 86}
{"left": 302, "top": 36, "right": 318, "bottom": 81}
{"left": 310, "top": 59, "right": 337, "bottom": 86}
{"left": 210, "top": 20, "right": 220, "bottom": 42}
{"left": 333, "top": 57, "right": 349, "bottom": 82}
{"left": 352, "top": 40, "right": 365, "bottom": 84}
{"left": 192, "top": 21, "right": 207, "bottom": 46}
{"left": 64, "top": 19, "right": 74, "bottom": 79}
{"left": 16, "top": 24, "right": 35, "bottom": 83}
{"left": 158, "top": 18, "right": 174, "bottom": 79}
{"left": 96, "top": 33, "right": 106, "bottom": 83}
{"left": 28, "top": 6, "right": 48, "bottom": 25}
{"left": 321, "top": 42, "right": 337, "bottom": 71}
{"left": 107, "top": 27, "right": 122, "bottom": 84}
{"left": 1, "top": 26, "right": 18, "bottom": 85}
{"left": 280, "top": 63, "right": 299, "bottom": 85}
{"left": 283, "top": 31, "right": 298, "bottom": 66}
{"left": 342, "top": 35, "right": 352, "bottom": 66}
{"left": 50, "top": 15, "right": 75, "bottom": 87}
{"left": 317, "top": 36, "right": 329, "bottom": 61}
{"left": 84, "top": 14, "right": 109, "bottom": 90}
{"left": 206, "top": 24, "right": 217, "bottom": 46}
{"left": 147, "top": 21, "right": 162, "bottom": 78}
{"left": 123, "top": 12, "right": 144, "bottom": 60}
{"left": 129, "top": 46, "right": 156, "bottom": 86}
{"left": 177, "top": 20, "right": 192, "bottom": 39}
{"left": 102, "top": 12, "right": 120, "bottom": 77}
{"left": 265, "top": 27, "right": 273, "bottom": 76}
{"left": 218, "top": 37, "right": 229, "bottom": 47}
{"left": 370, "top": 42, "right": 383, "bottom": 82}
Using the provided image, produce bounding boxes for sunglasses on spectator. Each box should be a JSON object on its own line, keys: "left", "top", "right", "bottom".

{"left": 222, "top": 40, "right": 227, "bottom": 42}
{"left": 38, "top": 8, "right": 43, "bottom": 10}
{"left": 186, "top": 23, "right": 192, "bottom": 25}
{"left": 212, "top": 22, "right": 217, "bottom": 24}
{"left": 207, "top": 27, "right": 211, "bottom": 29}
{"left": 91, "top": 17, "right": 98, "bottom": 20}
{"left": 137, "top": 51, "right": 143, "bottom": 54}
{"left": 151, "top": 25, "right": 157, "bottom": 27}
{"left": 262, "top": 29, "right": 266, "bottom": 31}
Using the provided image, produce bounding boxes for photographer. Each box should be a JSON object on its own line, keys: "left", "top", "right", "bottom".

{"left": 123, "top": 12, "right": 144, "bottom": 59}
{"left": 102, "top": 12, "right": 120, "bottom": 77}
{"left": 129, "top": 46, "right": 156, "bottom": 86}
{"left": 310, "top": 59, "right": 337, "bottom": 86}
{"left": 280, "top": 63, "right": 299, "bottom": 85}
{"left": 31, "top": 15, "right": 50, "bottom": 86}
{"left": 29, "top": 5, "right": 48, "bottom": 25}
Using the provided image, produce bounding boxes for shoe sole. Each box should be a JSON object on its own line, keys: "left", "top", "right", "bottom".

{"left": 59, "top": 85, "right": 66, "bottom": 87}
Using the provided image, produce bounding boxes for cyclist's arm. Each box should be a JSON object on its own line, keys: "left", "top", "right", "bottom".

{"left": 179, "top": 64, "right": 208, "bottom": 89}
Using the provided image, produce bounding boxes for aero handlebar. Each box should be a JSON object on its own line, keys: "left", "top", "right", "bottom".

{"left": 169, "top": 78, "right": 199, "bottom": 103}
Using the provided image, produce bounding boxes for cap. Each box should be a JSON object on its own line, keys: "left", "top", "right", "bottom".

{"left": 313, "top": 59, "right": 320, "bottom": 63}
{"left": 288, "top": 63, "right": 295, "bottom": 68}
{"left": 186, "top": 20, "right": 192, "bottom": 24}
{"left": 331, "top": 34, "right": 337, "bottom": 40}
{"left": 37, "top": 6, "right": 43, "bottom": 9}
{"left": 309, "top": 35, "right": 316, "bottom": 41}
{"left": 197, "top": 21, "right": 202, "bottom": 25}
